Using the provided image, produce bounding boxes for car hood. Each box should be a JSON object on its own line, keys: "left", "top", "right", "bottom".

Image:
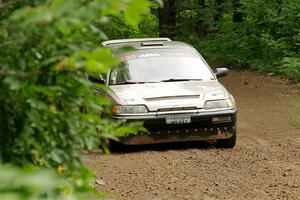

{"left": 109, "top": 80, "right": 229, "bottom": 112}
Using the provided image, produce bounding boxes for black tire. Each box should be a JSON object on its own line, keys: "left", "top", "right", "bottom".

{"left": 216, "top": 130, "right": 236, "bottom": 148}
{"left": 107, "top": 140, "right": 125, "bottom": 151}
{"left": 99, "top": 139, "right": 122, "bottom": 153}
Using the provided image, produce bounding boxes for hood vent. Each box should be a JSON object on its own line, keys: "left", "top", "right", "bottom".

{"left": 144, "top": 94, "right": 200, "bottom": 101}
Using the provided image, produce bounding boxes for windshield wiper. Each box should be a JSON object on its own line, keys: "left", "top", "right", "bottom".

{"left": 160, "top": 78, "right": 203, "bottom": 82}
{"left": 113, "top": 81, "right": 158, "bottom": 85}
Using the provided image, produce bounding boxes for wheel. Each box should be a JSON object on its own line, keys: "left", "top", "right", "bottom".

{"left": 99, "top": 138, "right": 122, "bottom": 153}
{"left": 216, "top": 130, "right": 236, "bottom": 148}
{"left": 106, "top": 139, "right": 125, "bottom": 152}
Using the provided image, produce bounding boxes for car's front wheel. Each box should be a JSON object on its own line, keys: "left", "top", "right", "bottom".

{"left": 216, "top": 130, "right": 236, "bottom": 148}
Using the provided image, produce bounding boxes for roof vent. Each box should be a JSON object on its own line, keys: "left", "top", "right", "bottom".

{"left": 141, "top": 41, "right": 164, "bottom": 46}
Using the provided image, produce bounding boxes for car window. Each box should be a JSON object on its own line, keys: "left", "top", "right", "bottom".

{"left": 109, "top": 49, "right": 215, "bottom": 85}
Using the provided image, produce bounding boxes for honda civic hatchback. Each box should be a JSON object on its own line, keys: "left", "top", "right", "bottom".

{"left": 90, "top": 38, "right": 237, "bottom": 148}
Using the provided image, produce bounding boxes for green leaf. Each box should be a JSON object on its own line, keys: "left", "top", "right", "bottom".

{"left": 3, "top": 76, "right": 21, "bottom": 90}
{"left": 124, "top": 0, "right": 150, "bottom": 26}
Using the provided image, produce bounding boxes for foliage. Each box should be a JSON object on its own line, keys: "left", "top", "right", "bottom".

{"left": 0, "top": 164, "right": 107, "bottom": 200}
{"left": 164, "top": 0, "right": 300, "bottom": 82}
{"left": 0, "top": 164, "right": 61, "bottom": 200}
{"left": 101, "top": 14, "right": 159, "bottom": 40}
{"left": 280, "top": 57, "right": 300, "bottom": 82}
{"left": 0, "top": 0, "right": 152, "bottom": 169}
{"left": 0, "top": 0, "right": 157, "bottom": 199}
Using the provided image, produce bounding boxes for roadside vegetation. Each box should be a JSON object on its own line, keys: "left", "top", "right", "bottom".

{"left": 0, "top": 0, "right": 157, "bottom": 199}
{"left": 159, "top": 0, "right": 300, "bottom": 82}
{"left": 0, "top": 0, "right": 299, "bottom": 199}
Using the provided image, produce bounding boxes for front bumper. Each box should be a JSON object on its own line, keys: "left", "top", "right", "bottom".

{"left": 112, "top": 108, "right": 237, "bottom": 145}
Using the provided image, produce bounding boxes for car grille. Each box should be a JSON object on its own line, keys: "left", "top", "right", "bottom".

{"left": 157, "top": 106, "right": 197, "bottom": 112}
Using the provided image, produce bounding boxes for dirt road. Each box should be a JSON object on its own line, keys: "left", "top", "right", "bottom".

{"left": 85, "top": 70, "right": 300, "bottom": 200}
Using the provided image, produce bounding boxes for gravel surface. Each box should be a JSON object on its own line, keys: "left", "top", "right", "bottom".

{"left": 85, "top": 70, "right": 300, "bottom": 200}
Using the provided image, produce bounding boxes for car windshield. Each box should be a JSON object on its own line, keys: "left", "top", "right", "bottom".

{"left": 109, "top": 50, "right": 215, "bottom": 85}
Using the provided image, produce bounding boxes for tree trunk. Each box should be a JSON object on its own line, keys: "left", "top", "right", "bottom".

{"left": 214, "top": 0, "right": 224, "bottom": 21}
{"left": 158, "top": 0, "right": 176, "bottom": 37}
{"left": 196, "top": 0, "right": 207, "bottom": 36}
{"left": 198, "top": 0, "right": 205, "bottom": 5}
{"left": 233, "top": 0, "right": 243, "bottom": 22}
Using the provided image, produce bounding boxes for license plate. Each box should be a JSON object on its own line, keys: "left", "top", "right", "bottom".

{"left": 166, "top": 116, "right": 191, "bottom": 124}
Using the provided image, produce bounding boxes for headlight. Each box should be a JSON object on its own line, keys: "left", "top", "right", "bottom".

{"left": 204, "top": 98, "right": 235, "bottom": 110}
{"left": 112, "top": 105, "right": 148, "bottom": 114}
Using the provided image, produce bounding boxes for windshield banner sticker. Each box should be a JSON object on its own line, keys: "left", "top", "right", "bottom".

{"left": 119, "top": 51, "right": 198, "bottom": 61}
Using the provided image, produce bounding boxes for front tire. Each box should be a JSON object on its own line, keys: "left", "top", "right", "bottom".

{"left": 216, "top": 130, "right": 236, "bottom": 148}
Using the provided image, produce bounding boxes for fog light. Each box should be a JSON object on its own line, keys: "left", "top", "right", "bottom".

{"left": 212, "top": 116, "right": 232, "bottom": 123}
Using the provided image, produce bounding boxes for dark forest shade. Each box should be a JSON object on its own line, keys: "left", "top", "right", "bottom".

{"left": 159, "top": 0, "right": 176, "bottom": 37}
{"left": 232, "top": 0, "right": 243, "bottom": 22}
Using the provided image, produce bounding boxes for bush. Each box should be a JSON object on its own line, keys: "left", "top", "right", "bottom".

{"left": 0, "top": 164, "right": 106, "bottom": 200}
{"left": 0, "top": 0, "right": 159, "bottom": 199}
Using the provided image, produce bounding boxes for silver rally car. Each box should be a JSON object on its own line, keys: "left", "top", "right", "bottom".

{"left": 90, "top": 38, "right": 237, "bottom": 148}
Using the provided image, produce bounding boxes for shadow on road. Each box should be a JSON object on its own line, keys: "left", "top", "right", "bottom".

{"left": 109, "top": 141, "right": 217, "bottom": 154}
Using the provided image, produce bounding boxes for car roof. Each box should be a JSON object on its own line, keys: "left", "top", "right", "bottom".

{"left": 101, "top": 38, "right": 193, "bottom": 51}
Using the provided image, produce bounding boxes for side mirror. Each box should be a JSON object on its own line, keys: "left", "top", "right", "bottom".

{"left": 215, "top": 68, "right": 229, "bottom": 78}
{"left": 88, "top": 74, "right": 105, "bottom": 84}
